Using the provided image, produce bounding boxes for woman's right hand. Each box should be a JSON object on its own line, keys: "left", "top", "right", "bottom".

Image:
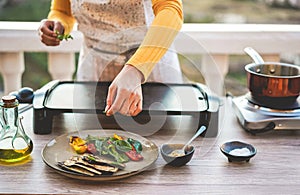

{"left": 38, "top": 19, "right": 64, "bottom": 46}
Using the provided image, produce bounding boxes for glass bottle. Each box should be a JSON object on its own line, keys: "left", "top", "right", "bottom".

{"left": 0, "top": 95, "right": 33, "bottom": 163}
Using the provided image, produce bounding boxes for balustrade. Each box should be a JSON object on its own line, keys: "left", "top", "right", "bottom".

{"left": 1, "top": 22, "right": 300, "bottom": 95}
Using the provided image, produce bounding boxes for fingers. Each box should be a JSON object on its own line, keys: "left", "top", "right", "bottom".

{"left": 106, "top": 88, "right": 127, "bottom": 116}
{"left": 127, "top": 92, "right": 142, "bottom": 116}
{"left": 38, "top": 20, "right": 64, "bottom": 46}
{"left": 105, "top": 85, "right": 117, "bottom": 116}
{"left": 53, "top": 21, "right": 65, "bottom": 35}
{"left": 118, "top": 92, "right": 139, "bottom": 116}
{"left": 130, "top": 98, "right": 142, "bottom": 116}
{"left": 105, "top": 88, "right": 142, "bottom": 116}
{"left": 39, "top": 31, "right": 60, "bottom": 46}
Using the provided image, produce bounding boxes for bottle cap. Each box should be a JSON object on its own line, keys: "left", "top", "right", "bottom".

{"left": 1, "top": 95, "right": 18, "bottom": 107}
{"left": 2, "top": 95, "right": 17, "bottom": 103}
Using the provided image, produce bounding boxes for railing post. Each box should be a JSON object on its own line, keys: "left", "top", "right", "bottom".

{"left": 201, "top": 54, "right": 229, "bottom": 96}
{"left": 295, "top": 55, "right": 300, "bottom": 65}
{"left": 261, "top": 54, "right": 280, "bottom": 62}
{"left": 48, "top": 52, "right": 76, "bottom": 80}
{"left": 0, "top": 52, "right": 24, "bottom": 95}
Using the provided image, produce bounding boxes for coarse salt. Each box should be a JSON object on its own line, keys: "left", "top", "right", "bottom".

{"left": 229, "top": 147, "right": 251, "bottom": 156}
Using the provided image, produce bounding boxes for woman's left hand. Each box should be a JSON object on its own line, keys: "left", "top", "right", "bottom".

{"left": 105, "top": 65, "right": 144, "bottom": 116}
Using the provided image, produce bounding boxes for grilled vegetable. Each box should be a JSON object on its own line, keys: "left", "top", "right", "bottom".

{"left": 57, "top": 162, "right": 95, "bottom": 176}
{"left": 69, "top": 156, "right": 118, "bottom": 173}
{"left": 57, "top": 154, "right": 123, "bottom": 176}
{"left": 83, "top": 153, "right": 126, "bottom": 170}
{"left": 107, "top": 143, "right": 129, "bottom": 163}
{"left": 113, "top": 133, "right": 123, "bottom": 140}
{"left": 127, "top": 138, "right": 143, "bottom": 154}
{"left": 87, "top": 143, "right": 97, "bottom": 154}
{"left": 69, "top": 136, "right": 87, "bottom": 154}
{"left": 114, "top": 140, "right": 133, "bottom": 152}
{"left": 63, "top": 159, "right": 102, "bottom": 175}
{"left": 66, "top": 133, "right": 143, "bottom": 176}
{"left": 125, "top": 149, "right": 143, "bottom": 161}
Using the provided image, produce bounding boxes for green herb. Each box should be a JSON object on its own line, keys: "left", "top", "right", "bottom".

{"left": 55, "top": 30, "right": 73, "bottom": 41}
{"left": 107, "top": 144, "right": 129, "bottom": 163}
{"left": 94, "top": 140, "right": 103, "bottom": 154}
{"left": 84, "top": 134, "right": 142, "bottom": 163}
{"left": 114, "top": 140, "right": 133, "bottom": 152}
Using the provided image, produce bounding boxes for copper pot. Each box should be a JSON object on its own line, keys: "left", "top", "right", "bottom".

{"left": 245, "top": 62, "right": 300, "bottom": 100}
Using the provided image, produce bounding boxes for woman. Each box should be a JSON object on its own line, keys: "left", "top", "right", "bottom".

{"left": 38, "top": 0, "right": 183, "bottom": 116}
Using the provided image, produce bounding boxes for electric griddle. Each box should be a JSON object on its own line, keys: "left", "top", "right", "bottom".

{"left": 32, "top": 81, "right": 220, "bottom": 137}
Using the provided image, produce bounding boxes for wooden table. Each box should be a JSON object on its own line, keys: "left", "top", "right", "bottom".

{"left": 1, "top": 98, "right": 300, "bottom": 194}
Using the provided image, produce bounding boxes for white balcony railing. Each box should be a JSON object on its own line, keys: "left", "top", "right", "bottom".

{"left": 1, "top": 21, "right": 300, "bottom": 95}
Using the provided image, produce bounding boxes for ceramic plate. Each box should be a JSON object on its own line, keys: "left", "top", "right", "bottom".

{"left": 42, "top": 129, "right": 159, "bottom": 181}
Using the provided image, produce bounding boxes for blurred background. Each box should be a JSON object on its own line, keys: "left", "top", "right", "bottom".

{"left": 0, "top": 0, "right": 300, "bottom": 95}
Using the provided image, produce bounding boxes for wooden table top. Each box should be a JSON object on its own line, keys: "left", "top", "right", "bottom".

{"left": 0, "top": 98, "right": 300, "bottom": 194}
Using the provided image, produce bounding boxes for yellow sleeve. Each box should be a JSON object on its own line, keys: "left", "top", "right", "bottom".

{"left": 126, "top": 0, "right": 183, "bottom": 82}
{"left": 47, "top": 0, "right": 76, "bottom": 34}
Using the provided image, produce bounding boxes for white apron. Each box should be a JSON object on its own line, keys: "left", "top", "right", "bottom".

{"left": 71, "top": 0, "right": 183, "bottom": 83}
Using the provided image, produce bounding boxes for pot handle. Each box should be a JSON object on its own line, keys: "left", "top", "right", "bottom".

{"left": 244, "top": 47, "right": 265, "bottom": 64}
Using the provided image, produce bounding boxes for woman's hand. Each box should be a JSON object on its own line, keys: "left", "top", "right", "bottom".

{"left": 105, "top": 65, "right": 144, "bottom": 116}
{"left": 38, "top": 19, "right": 64, "bottom": 46}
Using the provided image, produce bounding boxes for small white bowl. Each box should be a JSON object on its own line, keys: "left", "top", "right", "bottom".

{"left": 220, "top": 141, "right": 257, "bottom": 162}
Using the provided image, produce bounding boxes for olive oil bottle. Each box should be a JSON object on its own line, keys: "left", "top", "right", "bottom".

{"left": 0, "top": 96, "right": 33, "bottom": 163}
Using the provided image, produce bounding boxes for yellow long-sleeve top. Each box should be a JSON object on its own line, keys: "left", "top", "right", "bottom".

{"left": 48, "top": 0, "right": 183, "bottom": 81}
